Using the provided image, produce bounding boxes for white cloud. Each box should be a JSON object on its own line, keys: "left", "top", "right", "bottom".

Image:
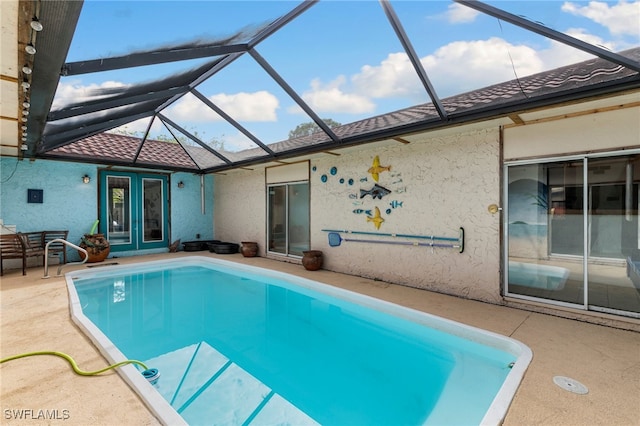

{"left": 352, "top": 52, "right": 422, "bottom": 99}
{"left": 109, "top": 117, "right": 158, "bottom": 136}
{"left": 166, "top": 90, "right": 279, "bottom": 122}
{"left": 211, "top": 91, "right": 279, "bottom": 121}
{"left": 562, "top": 1, "right": 640, "bottom": 36}
{"left": 316, "top": 37, "right": 556, "bottom": 107}
{"left": 52, "top": 80, "right": 129, "bottom": 109}
{"left": 298, "top": 76, "right": 376, "bottom": 114}
{"left": 445, "top": 3, "right": 480, "bottom": 23}
{"left": 416, "top": 38, "right": 542, "bottom": 97}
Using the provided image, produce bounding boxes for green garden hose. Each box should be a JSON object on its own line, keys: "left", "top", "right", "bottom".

{"left": 0, "top": 351, "right": 160, "bottom": 384}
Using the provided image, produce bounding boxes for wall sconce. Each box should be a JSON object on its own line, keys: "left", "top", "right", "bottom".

{"left": 177, "top": 181, "right": 184, "bottom": 188}
{"left": 83, "top": 175, "right": 90, "bottom": 184}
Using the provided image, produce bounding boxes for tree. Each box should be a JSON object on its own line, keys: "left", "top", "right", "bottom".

{"left": 288, "top": 119, "right": 341, "bottom": 139}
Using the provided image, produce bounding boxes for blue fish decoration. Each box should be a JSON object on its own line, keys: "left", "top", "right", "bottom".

{"left": 360, "top": 183, "right": 391, "bottom": 200}
{"left": 390, "top": 200, "right": 403, "bottom": 209}
{"left": 353, "top": 209, "right": 372, "bottom": 215}
{"left": 360, "top": 177, "right": 368, "bottom": 182}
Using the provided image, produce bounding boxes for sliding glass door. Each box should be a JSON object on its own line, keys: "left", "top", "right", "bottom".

{"left": 267, "top": 182, "right": 310, "bottom": 257}
{"left": 505, "top": 152, "right": 640, "bottom": 317}
{"left": 587, "top": 157, "right": 639, "bottom": 313}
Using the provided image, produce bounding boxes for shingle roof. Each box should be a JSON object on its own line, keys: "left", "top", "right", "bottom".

{"left": 45, "top": 47, "right": 640, "bottom": 173}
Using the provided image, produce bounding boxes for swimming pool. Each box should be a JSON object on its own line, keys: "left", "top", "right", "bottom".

{"left": 67, "top": 256, "right": 532, "bottom": 425}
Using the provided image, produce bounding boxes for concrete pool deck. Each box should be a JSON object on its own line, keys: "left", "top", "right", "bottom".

{"left": 1, "top": 252, "right": 639, "bottom": 425}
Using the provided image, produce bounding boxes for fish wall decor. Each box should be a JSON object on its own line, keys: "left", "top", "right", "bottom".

{"left": 368, "top": 155, "right": 391, "bottom": 182}
{"left": 353, "top": 209, "right": 372, "bottom": 215}
{"left": 389, "top": 200, "right": 403, "bottom": 209}
{"left": 366, "top": 207, "right": 385, "bottom": 230}
{"left": 359, "top": 183, "right": 391, "bottom": 200}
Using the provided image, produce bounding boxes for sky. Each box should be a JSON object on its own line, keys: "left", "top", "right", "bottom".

{"left": 53, "top": 0, "right": 640, "bottom": 152}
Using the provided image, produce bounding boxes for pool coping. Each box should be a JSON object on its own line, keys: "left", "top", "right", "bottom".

{"left": 66, "top": 255, "right": 533, "bottom": 426}
{"left": 66, "top": 269, "right": 187, "bottom": 426}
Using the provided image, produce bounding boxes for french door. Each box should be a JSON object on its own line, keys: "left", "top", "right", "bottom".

{"left": 99, "top": 171, "right": 169, "bottom": 252}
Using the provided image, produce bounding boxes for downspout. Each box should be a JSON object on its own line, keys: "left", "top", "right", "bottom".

{"left": 201, "top": 175, "right": 205, "bottom": 214}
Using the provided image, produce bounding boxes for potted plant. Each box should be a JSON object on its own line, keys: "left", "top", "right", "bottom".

{"left": 79, "top": 220, "right": 110, "bottom": 263}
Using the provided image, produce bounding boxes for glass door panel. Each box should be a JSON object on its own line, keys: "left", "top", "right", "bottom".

{"left": 268, "top": 185, "right": 287, "bottom": 254}
{"left": 507, "top": 161, "right": 584, "bottom": 306}
{"left": 587, "top": 155, "right": 640, "bottom": 314}
{"left": 287, "top": 183, "right": 310, "bottom": 256}
{"left": 143, "top": 178, "right": 164, "bottom": 243}
{"left": 107, "top": 176, "right": 132, "bottom": 246}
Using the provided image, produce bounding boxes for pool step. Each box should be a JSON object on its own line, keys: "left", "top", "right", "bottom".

{"left": 145, "top": 342, "right": 318, "bottom": 425}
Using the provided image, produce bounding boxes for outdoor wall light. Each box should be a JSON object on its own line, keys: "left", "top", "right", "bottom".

{"left": 20, "top": 144, "right": 28, "bottom": 151}
{"left": 22, "top": 101, "right": 30, "bottom": 108}
{"left": 22, "top": 110, "right": 29, "bottom": 116}
{"left": 22, "top": 65, "right": 32, "bottom": 75}
{"left": 21, "top": 117, "right": 28, "bottom": 122}
{"left": 21, "top": 79, "right": 30, "bottom": 89}
{"left": 177, "top": 181, "right": 184, "bottom": 188}
{"left": 30, "top": 18, "right": 43, "bottom": 32}
{"left": 25, "top": 43, "right": 36, "bottom": 55}
{"left": 83, "top": 175, "right": 91, "bottom": 184}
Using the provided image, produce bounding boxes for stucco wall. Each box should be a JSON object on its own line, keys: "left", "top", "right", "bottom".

{"left": 0, "top": 157, "right": 214, "bottom": 263}
{"left": 213, "top": 169, "right": 266, "bottom": 252}
{"left": 213, "top": 129, "right": 502, "bottom": 302}
{"left": 311, "top": 129, "right": 502, "bottom": 302}
{"left": 0, "top": 159, "right": 95, "bottom": 246}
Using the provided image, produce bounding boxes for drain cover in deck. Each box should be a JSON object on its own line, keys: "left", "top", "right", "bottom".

{"left": 553, "top": 376, "right": 589, "bottom": 394}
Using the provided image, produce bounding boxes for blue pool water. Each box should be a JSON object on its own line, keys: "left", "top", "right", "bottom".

{"left": 68, "top": 257, "right": 531, "bottom": 425}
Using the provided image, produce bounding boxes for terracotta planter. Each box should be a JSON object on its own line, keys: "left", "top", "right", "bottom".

{"left": 241, "top": 242, "right": 258, "bottom": 257}
{"left": 302, "top": 250, "right": 323, "bottom": 271}
{"left": 79, "top": 233, "right": 110, "bottom": 263}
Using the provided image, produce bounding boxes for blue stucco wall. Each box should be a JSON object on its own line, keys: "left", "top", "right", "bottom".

{"left": 0, "top": 157, "right": 213, "bottom": 261}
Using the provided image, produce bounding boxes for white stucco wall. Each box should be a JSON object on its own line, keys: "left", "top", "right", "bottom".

{"left": 311, "top": 129, "right": 502, "bottom": 302}
{"left": 213, "top": 169, "right": 266, "bottom": 253}
{"left": 214, "top": 128, "right": 503, "bottom": 303}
